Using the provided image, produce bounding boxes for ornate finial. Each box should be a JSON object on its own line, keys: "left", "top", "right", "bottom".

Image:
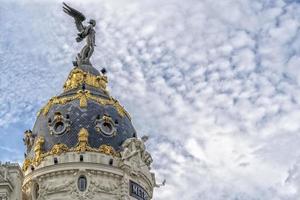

{"left": 63, "top": 2, "right": 96, "bottom": 67}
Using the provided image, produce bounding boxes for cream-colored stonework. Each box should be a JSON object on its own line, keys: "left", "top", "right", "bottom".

{"left": 0, "top": 163, "right": 23, "bottom": 200}
{"left": 22, "top": 138, "right": 156, "bottom": 200}
{"left": 0, "top": 138, "right": 157, "bottom": 200}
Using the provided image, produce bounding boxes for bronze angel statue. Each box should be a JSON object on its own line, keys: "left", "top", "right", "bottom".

{"left": 63, "top": 2, "right": 96, "bottom": 66}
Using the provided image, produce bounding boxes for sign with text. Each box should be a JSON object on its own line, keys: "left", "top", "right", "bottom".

{"left": 129, "top": 180, "right": 150, "bottom": 200}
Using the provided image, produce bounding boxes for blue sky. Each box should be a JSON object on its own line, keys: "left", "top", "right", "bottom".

{"left": 1, "top": 0, "right": 300, "bottom": 199}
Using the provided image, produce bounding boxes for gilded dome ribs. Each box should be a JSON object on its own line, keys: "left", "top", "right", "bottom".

{"left": 39, "top": 90, "right": 131, "bottom": 119}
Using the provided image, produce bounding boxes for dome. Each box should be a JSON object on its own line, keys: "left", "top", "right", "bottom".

{"left": 25, "top": 64, "right": 136, "bottom": 162}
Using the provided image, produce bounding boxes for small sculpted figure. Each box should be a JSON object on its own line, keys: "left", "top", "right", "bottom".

{"left": 121, "top": 136, "right": 153, "bottom": 168}
{"left": 23, "top": 130, "right": 35, "bottom": 153}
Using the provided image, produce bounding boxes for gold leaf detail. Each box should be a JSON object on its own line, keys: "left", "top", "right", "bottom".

{"left": 33, "top": 137, "right": 45, "bottom": 166}
{"left": 49, "top": 144, "right": 68, "bottom": 156}
{"left": 99, "top": 145, "right": 116, "bottom": 156}
{"left": 22, "top": 159, "right": 32, "bottom": 172}
{"left": 63, "top": 68, "right": 108, "bottom": 92}
{"left": 78, "top": 90, "right": 89, "bottom": 108}
{"left": 39, "top": 90, "right": 131, "bottom": 119}
{"left": 22, "top": 131, "right": 120, "bottom": 171}
{"left": 74, "top": 128, "right": 91, "bottom": 152}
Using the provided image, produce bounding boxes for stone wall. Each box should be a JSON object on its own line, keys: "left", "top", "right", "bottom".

{"left": 22, "top": 139, "right": 156, "bottom": 200}
{"left": 0, "top": 162, "right": 23, "bottom": 200}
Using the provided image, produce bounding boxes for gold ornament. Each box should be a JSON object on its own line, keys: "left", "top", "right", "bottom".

{"left": 78, "top": 90, "right": 89, "bottom": 108}
{"left": 33, "top": 137, "right": 45, "bottom": 166}
{"left": 63, "top": 68, "right": 108, "bottom": 92}
{"left": 40, "top": 95, "right": 78, "bottom": 115}
{"left": 22, "top": 159, "right": 32, "bottom": 172}
{"left": 39, "top": 90, "right": 131, "bottom": 119}
{"left": 22, "top": 129, "right": 119, "bottom": 172}
{"left": 74, "top": 128, "right": 92, "bottom": 152}
{"left": 48, "top": 143, "right": 69, "bottom": 156}
{"left": 99, "top": 144, "right": 116, "bottom": 156}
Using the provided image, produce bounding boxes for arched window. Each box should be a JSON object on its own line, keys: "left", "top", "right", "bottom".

{"left": 78, "top": 176, "right": 87, "bottom": 192}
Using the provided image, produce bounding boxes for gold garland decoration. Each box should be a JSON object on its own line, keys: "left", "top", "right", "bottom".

{"left": 22, "top": 128, "right": 119, "bottom": 172}
{"left": 39, "top": 90, "right": 131, "bottom": 120}
{"left": 63, "top": 68, "right": 108, "bottom": 92}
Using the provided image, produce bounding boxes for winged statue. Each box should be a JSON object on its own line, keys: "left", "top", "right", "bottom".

{"left": 63, "top": 2, "right": 96, "bottom": 66}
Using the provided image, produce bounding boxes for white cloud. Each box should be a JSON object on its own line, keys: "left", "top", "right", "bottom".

{"left": 1, "top": 0, "right": 300, "bottom": 199}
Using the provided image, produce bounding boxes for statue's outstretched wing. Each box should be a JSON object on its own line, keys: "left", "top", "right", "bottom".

{"left": 63, "top": 2, "right": 86, "bottom": 32}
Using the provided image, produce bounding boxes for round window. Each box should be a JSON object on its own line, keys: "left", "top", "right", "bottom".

{"left": 102, "top": 122, "right": 113, "bottom": 133}
{"left": 95, "top": 116, "right": 117, "bottom": 137}
{"left": 53, "top": 121, "right": 66, "bottom": 135}
{"left": 100, "top": 121, "right": 115, "bottom": 136}
{"left": 48, "top": 112, "right": 71, "bottom": 136}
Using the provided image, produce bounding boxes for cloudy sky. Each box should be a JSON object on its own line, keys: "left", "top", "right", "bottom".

{"left": 1, "top": 0, "right": 300, "bottom": 199}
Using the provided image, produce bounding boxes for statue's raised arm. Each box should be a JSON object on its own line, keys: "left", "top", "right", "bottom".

{"left": 63, "top": 2, "right": 96, "bottom": 66}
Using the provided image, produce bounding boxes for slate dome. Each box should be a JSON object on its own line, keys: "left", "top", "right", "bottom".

{"left": 26, "top": 65, "right": 136, "bottom": 158}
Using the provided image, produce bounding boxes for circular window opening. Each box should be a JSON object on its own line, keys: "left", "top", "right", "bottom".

{"left": 102, "top": 122, "right": 112, "bottom": 132}
{"left": 78, "top": 176, "right": 87, "bottom": 192}
{"left": 100, "top": 121, "right": 115, "bottom": 136}
{"left": 53, "top": 121, "right": 65, "bottom": 135}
